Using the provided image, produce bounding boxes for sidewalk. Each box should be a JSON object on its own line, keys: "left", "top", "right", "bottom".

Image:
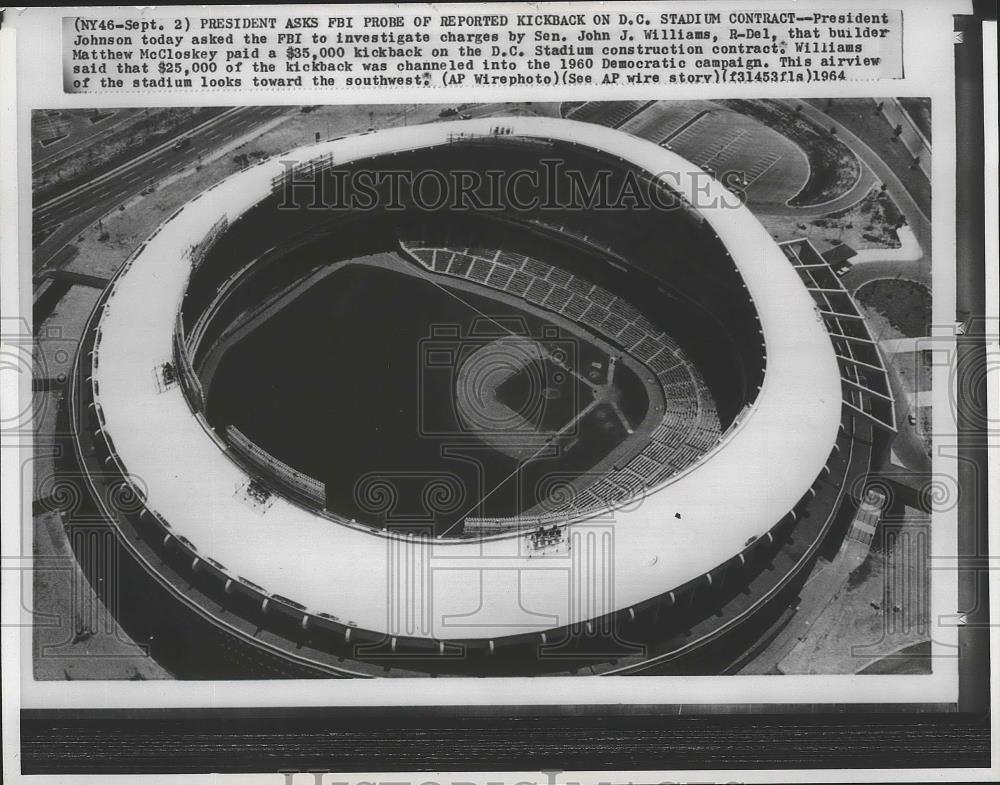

{"left": 879, "top": 336, "right": 925, "bottom": 354}
{"left": 851, "top": 225, "right": 923, "bottom": 264}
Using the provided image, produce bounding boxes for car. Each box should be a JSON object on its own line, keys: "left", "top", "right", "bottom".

{"left": 460, "top": 113, "right": 472, "bottom": 120}
{"left": 907, "top": 413, "right": 917, "bottom": 426}
{"left": 172, "top": 138, "right": 191, "bottom": 151}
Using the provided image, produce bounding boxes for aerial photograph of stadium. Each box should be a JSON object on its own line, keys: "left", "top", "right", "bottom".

{"left": 30, "top": 98, "right": 934, "bottom": 678}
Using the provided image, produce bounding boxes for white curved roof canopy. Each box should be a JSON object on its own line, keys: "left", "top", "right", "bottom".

{"left": 92, "top": 117, "right": 842, "bottom": 641}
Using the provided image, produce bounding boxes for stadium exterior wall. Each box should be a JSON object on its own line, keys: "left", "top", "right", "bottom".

{"left": 68, "top": 117, "right": 851, "bottom": 673}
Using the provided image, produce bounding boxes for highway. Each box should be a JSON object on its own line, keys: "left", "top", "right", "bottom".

{"left": 32, "top": 108, "right": 145, "bottom": 171}
{"left": 32, "top": 102, "right": 546, "bottom": 278}
{"left": 32, "top": 106, "right": 294, "bottom": 276}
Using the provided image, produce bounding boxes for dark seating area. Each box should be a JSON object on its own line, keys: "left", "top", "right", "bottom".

{"left": 400, "top": 233, "right": 722, "bottom": 531}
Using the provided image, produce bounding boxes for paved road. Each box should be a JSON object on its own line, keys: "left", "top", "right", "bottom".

{"left": 762, "top": 150, "right": 878, "bottom": 218}
{"left": 838, "top": 258, "right": 932, "bottom": 475}
{"left": 739, "top": 102, "right": 935, "bottom": 675}
{"left": 795, "top": 100, "right": 931, "bottom": 267}
{"left": 842, "top": 259, "right": 931, "bottom": 292}
{"left": 32, "top": 108, "right": 145, "bottom": 171}
{"left": 739, "top": 542, "right": 859, "bottom": 675}
{"left": 31, "top": 102, "right": 525, "bottom": 278}
{"left": 883, "top": 349, "right": 932, "bottom": 475}
{"left": 32, "top": 106, "right": 293, "bottom": 276}
{"left": 810, "top": 99, "right": 932, "bottom": 217}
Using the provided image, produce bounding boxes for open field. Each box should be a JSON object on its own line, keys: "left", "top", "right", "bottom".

{"left": 779, "top": 507, "right": 931, "bottom": 675}
{"left": 760, "top": 186, "right": 904, "bottom": 252}
{"left": 855, "top": 279, "right": 932, "bottom": 338}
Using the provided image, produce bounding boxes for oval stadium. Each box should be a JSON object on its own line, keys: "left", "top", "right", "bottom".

{"left": 66, "top": 115, "right": 896, "bottom": 677}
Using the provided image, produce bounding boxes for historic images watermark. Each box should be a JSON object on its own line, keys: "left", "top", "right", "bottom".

{"left": 275, "top": 157, "right": 748, "bottom": 213}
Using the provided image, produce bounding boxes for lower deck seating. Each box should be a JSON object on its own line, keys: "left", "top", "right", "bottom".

{"left": 400, "top": 237, "right": 722, "bottom": 531}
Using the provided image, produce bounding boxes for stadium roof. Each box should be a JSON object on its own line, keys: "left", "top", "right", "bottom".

{"left": 90, "top": 116, "right": 843, "bottom": 641}
{"left": 821, "top": 242, "right": 858, "bottom": 265}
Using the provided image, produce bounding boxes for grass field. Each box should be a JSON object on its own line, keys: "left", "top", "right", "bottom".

{"left": 760, "top": 186, "right": 904, "bottom": 252}
{"left": 854, "top": 279, "right": 931, "bottom": 338}
{"left": 809, "top": 98, "right": 931, "bottom": 219}
{"left": 802, "top": 187, "right": 906, "bottom": 249}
